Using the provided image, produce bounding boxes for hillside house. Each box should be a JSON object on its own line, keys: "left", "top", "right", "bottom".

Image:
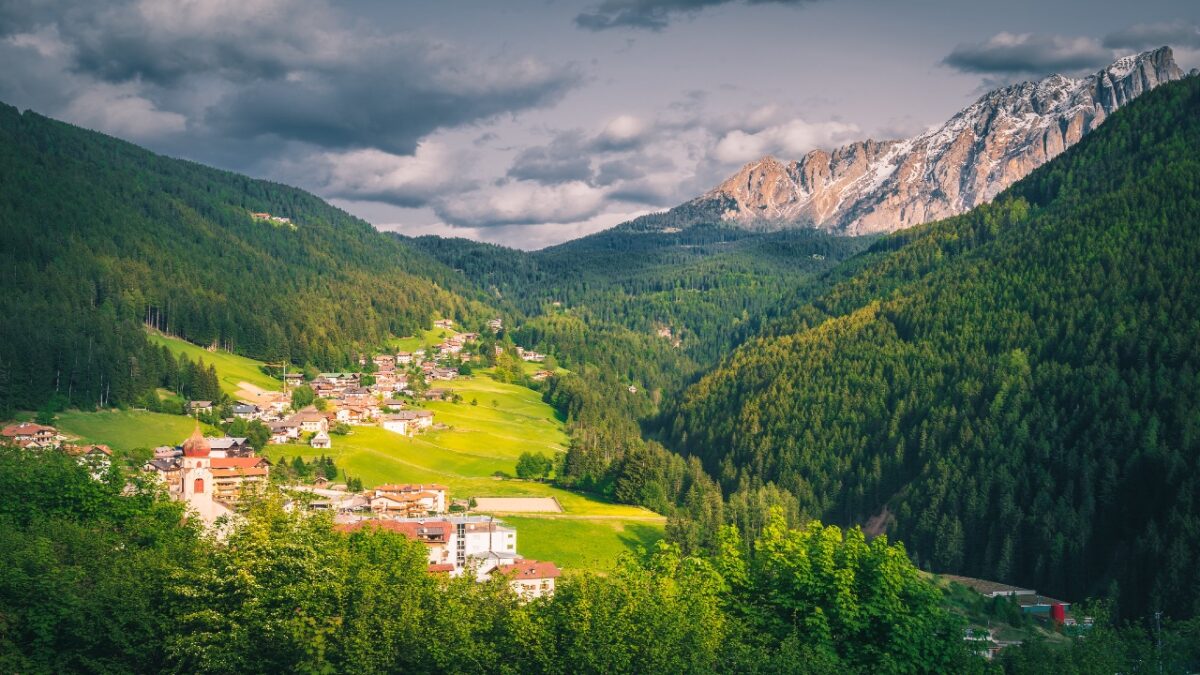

{"left": 310, "top": 431, "right": 332, "bottom": 449}
{"left": 373, "top": 354, "right": 396, "bottom": 370}
{"left": 384, "top": 409, "right": 434, "bottom": 431}
{"left": 375, "top": 484, "right": 448, "bottom": 513}
{"left": 531, "top": 370, "right": 554, "bottom": 382}
{"left": 425, "top": 389, "right": 450, "bottom": 401}
{"left": 292, "top": 409, "right": 329, "bottom": 433}
{"left": 64, "top": 444, "right": 112, "bottom": 478}
{"left": 486, "top": 560, "right": 561, "bottom": 600}
{"left": 380, "top": 414, "right": 411, "bottom": 436}
{"left": 488, "top": 318, "right": 503, "bottom": 333}
{"left": 1, "top": 422, "right": 59, "bottom": 448}
{"left": 188, "top": 401, "right": 213, "bottom": 415}
{"left": 231, "top": 403, "right": 261, "bottom": 420}
{"left": 396, "top": 351, "right": 413, "bottom": 365}
{"left": 268, "top": 420, "right": 301, "bottom": 444}
{"left": 431, "top": 367, "right": 458, "bottom": 381}
{"left": 434, "top": 319, "right": 454, "bottom": 330}
{"left": 438, "top": 341, "right": 463, "bottom": 355}
{"left": 207, "top": 437, "right": 253, "bottom": 457}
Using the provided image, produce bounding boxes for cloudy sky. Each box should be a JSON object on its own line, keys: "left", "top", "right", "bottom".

{"left": 2, "top": 1, "right": 1197, "bottom": 249}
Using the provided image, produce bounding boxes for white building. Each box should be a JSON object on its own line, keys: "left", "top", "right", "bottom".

{"left": 380, "top": 414, "right": 411, "bottom": 436}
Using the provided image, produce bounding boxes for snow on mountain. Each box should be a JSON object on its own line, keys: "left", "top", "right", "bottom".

{"left": 695, "top": 47, "right": 1186, "bottom": 235}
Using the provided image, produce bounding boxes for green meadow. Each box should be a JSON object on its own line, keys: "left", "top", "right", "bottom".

{"left": 55, "top": 409, "right": 219, "bottom": 457}
{"left": 52, "top": 330, "right": 664, "bottom": 570}
{"left": 269, "top": 371, "right": 663, "bottom": 570}
{"left": 500, "top": 515, "right": 664, "bottom": 571}
{"left": 389, "top": 327, "right": 459, "bottom": 353}
{"left": 146, "top": 331, "right": 282, "bottom": 394}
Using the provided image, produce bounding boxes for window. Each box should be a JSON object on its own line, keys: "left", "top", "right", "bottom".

{"left": 194, "top": 478, "right": 205, "bottom": 494}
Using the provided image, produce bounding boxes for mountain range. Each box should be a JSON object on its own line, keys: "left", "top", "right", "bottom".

{"left": 683, "top": 47, "right": 1187, "bottom": 235}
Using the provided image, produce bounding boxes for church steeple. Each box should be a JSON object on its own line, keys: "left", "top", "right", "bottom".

{"left": 182, "top": 423, "right": 210, "bottom": 457}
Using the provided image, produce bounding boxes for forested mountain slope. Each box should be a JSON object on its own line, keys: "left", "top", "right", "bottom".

{"left": 667, "top": 76, "right": 1200, "bottom": 618}
{"left": 0, "top": 102, "right": 486, "bottom": 413}
{"left": 409, "top": 216, "right": 870, "bottom": 375}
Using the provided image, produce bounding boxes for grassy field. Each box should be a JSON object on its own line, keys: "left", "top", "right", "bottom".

{"left": 147, "top": 331, "right": 281, "bottom": 394}
{"left": 56, "top": 409, "right": 218, "bottom": 454}
{"left": 501, "top": 515, "right": 664, "bottom": 571}
{"left": 268, "top": 371, "right": 663, "bottom": 570}
{"left": 389, "top": 327, "right": 459, "bottom": 353}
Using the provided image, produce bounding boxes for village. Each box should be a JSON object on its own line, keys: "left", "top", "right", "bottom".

{"left": 2, "top": 318, "right": 565, "bottom": 600}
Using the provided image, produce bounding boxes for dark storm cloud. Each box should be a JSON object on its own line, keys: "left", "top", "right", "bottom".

{"left": 209, "top": 51, "right": 579, "bottom": 154}
{"left": 942, "top": 32, "right": 1112, "bottom": 77}
{"left": 0, "top": 0, "right": 580, "bottom": 155}
{"left": 507, "top": 131, "right": 596, "bottom": 184}
{"left": 594, "top": 158, "right": 646, "bottom": 186}
{"left": 575, "top": 0, "right": 822, "bottom": 32}
{"left": 1104, "top": 20, "right": 1200, "bottom": 49}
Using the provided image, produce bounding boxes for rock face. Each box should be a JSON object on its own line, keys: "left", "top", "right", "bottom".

{"left": 697, "top": 47, "right": 1186, "bottom": 235}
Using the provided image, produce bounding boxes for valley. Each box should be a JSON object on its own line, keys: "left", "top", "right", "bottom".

{"left": 2, "top": 35, "right": 1199, "bottom": 671}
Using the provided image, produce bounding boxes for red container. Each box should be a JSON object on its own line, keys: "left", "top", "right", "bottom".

{"left": 1051, "top": 603, "right": 1066, "bottom": 624}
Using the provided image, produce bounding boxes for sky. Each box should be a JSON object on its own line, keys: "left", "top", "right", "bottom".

{"left": 1, "top": 1, "right": 1197, "bottom": 249}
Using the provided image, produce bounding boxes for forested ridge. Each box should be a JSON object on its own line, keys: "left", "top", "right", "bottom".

{"left": 666, "top": 76, "right": 1200, "bottom": 618}
{"left": 0, "top": 102, "right": 491, "bottom": 413}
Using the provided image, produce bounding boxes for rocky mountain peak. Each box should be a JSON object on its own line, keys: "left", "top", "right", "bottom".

{"left": 694, "top": 47, "right": 1186, "bottom": 235}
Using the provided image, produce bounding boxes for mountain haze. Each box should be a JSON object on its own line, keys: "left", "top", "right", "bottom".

{"left": 691, "top": 47, "right": 1185, "bottom": 234}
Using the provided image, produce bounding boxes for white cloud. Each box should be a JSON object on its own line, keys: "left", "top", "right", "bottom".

{"left": 434, "top": 180, "right": 610, "bottom": 228}
{"left": 62, "top": 82, "right": 187, "bottom": 139}
{"left": 713, "top": 118, "right": 861, "bottom": 164}
{"left": 299, "top": 143, "right": 468, "bottom": 207}
{"left": 595, "top": 114, "right": 646, "bottom": 149}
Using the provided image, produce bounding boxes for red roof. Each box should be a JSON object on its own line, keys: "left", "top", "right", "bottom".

{"left": 211, "top": 467, "right": 268, "bottom": 478}
{"left": 1, "top": 422, "right": 56, "bottom": 437}
{"left": 494, "top": 560, "right": 561, "bottom": 579}
{"left": 335, "top": 519, "right": 452, "bottom": 542}
{"left": 427, "top": 563, "right": 456, "bottom": 574}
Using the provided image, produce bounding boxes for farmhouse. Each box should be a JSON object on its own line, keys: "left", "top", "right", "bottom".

{"left": 188, "top": 400, "right": 213, "bottom": 415}
{"left": 310, "top": 431, "right": 332, "bottom": 449}
{"left": 1, "top": 422, "right": 59, "bottom": 448}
